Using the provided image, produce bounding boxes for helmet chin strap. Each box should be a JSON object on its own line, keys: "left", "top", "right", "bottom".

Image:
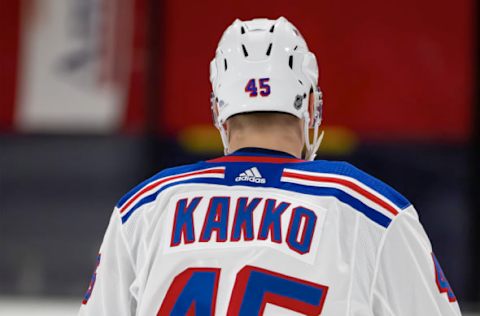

{"left": 218, "top": 122, "right": 230, "bottom": 156}
{"left": 211, "top": 93, "right": 231, "bottom": 155}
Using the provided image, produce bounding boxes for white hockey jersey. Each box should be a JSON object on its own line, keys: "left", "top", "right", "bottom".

{"left": 79, "top": 148, "right": 461, "bottom": 316}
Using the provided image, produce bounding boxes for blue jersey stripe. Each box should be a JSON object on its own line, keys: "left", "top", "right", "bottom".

{"left": 120, "top": 178, "right": 392, "bottom": 228}
{"left": 118, "top": 150, "right": 409, "bottom": 228}
{"left": 118, "top": 162, "right": 409, "bottom": 213}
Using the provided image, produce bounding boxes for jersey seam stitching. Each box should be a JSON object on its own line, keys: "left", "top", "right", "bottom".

{"left": 346, "top": 213, "right": 360, "bottom": 315}
{"left": 399, "top": 217, "right": 444, "bottom": 315}
{"left": 368, "top": 208, "right": 413, "bottom": 306}
{"left": 116, "top": 208, "right": 137, "bottom": 270}
{"left": 372, "top": 289, "right": 397, "bottom": 316}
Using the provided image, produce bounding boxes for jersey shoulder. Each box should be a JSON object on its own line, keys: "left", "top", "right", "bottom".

{"left": 291, "top": 160, "right": 411, "bottom": 210}
{"left": 281, "top": 160, "right": 411, "bottom": 228}
{"left": 315, "top": 161, "right": 411, "bottom": 210}
{"left": 115, "top": 161, "right": 224, "bottom": 223}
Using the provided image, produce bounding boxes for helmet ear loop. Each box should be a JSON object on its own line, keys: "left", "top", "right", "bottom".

{"left": 303, "top": 86, "right": 324, "bottom": 161}
{"left": 312, "top": 86, "right": 325, "bottom": 160}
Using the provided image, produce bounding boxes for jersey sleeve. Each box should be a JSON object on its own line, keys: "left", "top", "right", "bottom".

{"left": 78, "top": 209, "right": 136, "bottom": 316}
{"left": 370, "top": 206, "right": 462, "bottom": 316}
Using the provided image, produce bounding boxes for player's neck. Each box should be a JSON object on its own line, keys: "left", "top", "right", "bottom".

{"left": 228, "top": 130, "right": 303, "bottom": 158}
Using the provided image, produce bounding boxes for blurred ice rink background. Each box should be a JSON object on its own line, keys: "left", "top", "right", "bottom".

{"left": 0, "top": 0, "right": 478, "bottom": 314}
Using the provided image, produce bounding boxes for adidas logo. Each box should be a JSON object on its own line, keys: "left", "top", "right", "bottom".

{"left": 235, "top": 167, "right": 266, "bottom": 184}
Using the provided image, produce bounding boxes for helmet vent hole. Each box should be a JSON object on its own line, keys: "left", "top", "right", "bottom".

{"left": 240, "top": 26, "right": 245, "bottom": 34}
{"left": 241, "top": 44, "right": 249, "bottom": 57}
{"left": 294, "top": 45, "right": 298, "bottom": 51}
{"left": 298, "top": 79, "right": 304, "bottom": 85}
{"left": 266, "top": 43, "right": 272, "bottom": 56}
{"left": 288, "top": 55, "right": 293, "bottom": 69}
{"left": 269, "top": 25, "right": 275, "bottom": 33}
{"left": 224, "top": 59, "right": 228, "bottom": 71}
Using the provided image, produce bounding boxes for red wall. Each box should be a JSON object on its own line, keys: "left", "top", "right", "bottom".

{"left": 159, "top": 0, "right": 473, "bottom": 141}
{"left": 2, "top": 0, "right": 473, "bottom": 141}
{"left": 0, "top": 1, "right": 21, "bottom": 132}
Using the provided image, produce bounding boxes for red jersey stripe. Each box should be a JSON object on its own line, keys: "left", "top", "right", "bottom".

{"left": 119, "top": 168, "right": 225, "bottom": 214}
{"left": 282, "top": 171, "right": 399, "bottom": 216}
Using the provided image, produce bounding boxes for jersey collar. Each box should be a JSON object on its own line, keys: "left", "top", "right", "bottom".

{"left": 232, "top": 147, "right": 297, "bottom": 158}
{"left": 207, "top": 147, "right": 305, "bottom": 163}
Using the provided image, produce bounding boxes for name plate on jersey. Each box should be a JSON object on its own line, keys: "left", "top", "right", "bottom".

{"left": 161, "top": 190, "right": 327, "bottom": 264}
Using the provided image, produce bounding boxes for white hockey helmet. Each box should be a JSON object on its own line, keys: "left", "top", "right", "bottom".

{"left": 210, "top": 17, "right": 324, "bottom": 160}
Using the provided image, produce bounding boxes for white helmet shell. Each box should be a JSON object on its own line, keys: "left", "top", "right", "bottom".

{"left": 210, "top": 17, "right": 323, "bottom": 160}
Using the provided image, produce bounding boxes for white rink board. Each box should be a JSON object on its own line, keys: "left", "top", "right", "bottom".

{"left": 0, "top": 297, "right": 478, "bottom": 316}
{"left": 0, "top": 297, "right": 79, "bottom": 316}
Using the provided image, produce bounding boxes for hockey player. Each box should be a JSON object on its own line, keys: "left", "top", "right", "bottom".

{"left": 79, "top": 17, "right": 461, "bottom": 315}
